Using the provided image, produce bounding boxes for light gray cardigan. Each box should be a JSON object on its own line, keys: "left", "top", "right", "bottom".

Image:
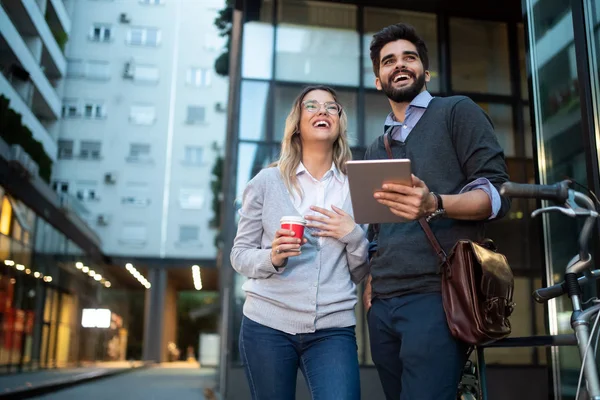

{"left": 230, "top": 167, "right": 370, "bottom": 334}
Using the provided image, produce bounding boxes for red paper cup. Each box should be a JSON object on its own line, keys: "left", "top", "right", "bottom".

{"left": 280, "top": 216, "right": 307, "bottom": 240}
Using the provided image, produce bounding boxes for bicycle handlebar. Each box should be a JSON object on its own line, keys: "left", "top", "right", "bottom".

{"left": 534, "top": 270, "right": 600, "bottom": 303}
{"left": 500, "top": 180, "right": 570, "bottom": 204}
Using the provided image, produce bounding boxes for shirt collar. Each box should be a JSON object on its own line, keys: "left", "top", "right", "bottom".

{"left": 384, "top": 90, "right": 433, "bottom": 125}
{"left": 296, "top": 162, "right": 345, "bottom": 183}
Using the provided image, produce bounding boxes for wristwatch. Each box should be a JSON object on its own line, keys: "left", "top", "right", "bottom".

{"left": 426, "top": 192, "right": 446, "bottom": 222}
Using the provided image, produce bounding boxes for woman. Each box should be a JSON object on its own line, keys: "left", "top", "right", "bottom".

{"left": 230, "top": 85, "right": 369, "bottom": 400}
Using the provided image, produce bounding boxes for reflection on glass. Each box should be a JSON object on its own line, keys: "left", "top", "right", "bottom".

{"left": 273, "top": 86, "right": 358, "bottom": 145}
{"left": 518, "top": 24, "right": 529, "bottom": 100}
{"left": 275, "top": 1, "right": 359, "bottom": 86}
{"left": 235, "top": 142, "right": 279, "bottom": 207}
{"left": 363, "top": 8, "right": 439, "bottom": 92}
{"left": 242, "top": 22, "right": 274, "bottom": 79}
{"left": 238, "top": 81, "right": 270, "bottom": 141}
{"left": 527, "top": 0, "right": 590, "bottom": 396}
{"left": 478, "top": 103, "right": 515, "bottom": 157}
{"left": 450, "top": 18, "right": 511, "bottom": 95}
{"left": 365, "top": 91, "right": 392, "bottom": 146}
{"left": 585, "top": 0, "right": 600, "bottom": 171}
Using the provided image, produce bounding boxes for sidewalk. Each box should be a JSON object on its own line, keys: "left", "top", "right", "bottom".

{"left": 0, "top": 361, "right": 148, "bottom": 399}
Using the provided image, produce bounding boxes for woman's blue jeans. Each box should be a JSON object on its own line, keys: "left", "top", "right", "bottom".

{"left": 239, "top": 316, "right": 361, "bottom": 400}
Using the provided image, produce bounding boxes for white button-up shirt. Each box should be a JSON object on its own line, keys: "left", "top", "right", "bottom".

{"left": 291, "top": 162, "right": 348, "bottom": 244}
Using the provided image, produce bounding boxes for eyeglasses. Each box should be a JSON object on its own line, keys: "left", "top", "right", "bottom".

{"left": 301, "top": 100, "right": 342, "bottom": 115}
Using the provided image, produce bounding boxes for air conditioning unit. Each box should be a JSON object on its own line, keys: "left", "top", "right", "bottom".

{"left": 215, "top": 102, "right": 226, "bottom": 113}
{"left": 123, "top": 62, "right": 134, "bottom": 79}
{"left": 119, "top": 13, "right": 131, "bottom": 24}
{"left": 97, "top": 214, "right": 110, "bottom": 226}
{"left": 104, "top": 172, "right": 117, "bottom": 184}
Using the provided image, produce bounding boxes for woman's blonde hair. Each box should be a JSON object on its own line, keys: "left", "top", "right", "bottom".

{"left": 275, "top": 85, "right": 352, "bottom": 198}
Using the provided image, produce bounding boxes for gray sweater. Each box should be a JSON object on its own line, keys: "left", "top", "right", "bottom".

{"left": 365, "top": 96, "right": 510, "bottom": 298}
{"left": 230, "top": 167, "right": 370, "bottom": 334}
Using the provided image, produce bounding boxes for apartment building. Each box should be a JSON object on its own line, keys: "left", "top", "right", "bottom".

{"left": 54, "top": 0, "right": 228, "bottom": 261}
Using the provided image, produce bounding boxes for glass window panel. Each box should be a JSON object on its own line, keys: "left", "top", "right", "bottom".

{"left": 130, "top": 104, "right": 156, "bottom": 125}
{"left": 477, "top": 103, "right": 515, "bottom": 157}
{"left": 363, "top": 8, "right": 439, "bottom": 93}
{"left": 238, "top": 80, "right": 269, "bottom": 141}
{"left": 242, "top": 23, "right": 274, "bottom": 80}
{"left": 275, "top": 1, "right": 359, "bottom": 86}
{"left": 526, "top": 1, "right": 591, "bottom": 396}
{"left": 273, "top": 85, "right": 357, "bottom": 146}
{"left": 524, "top": 106, "right": 533, "bottom": 159}
{"left": 450, "top": 18, "right": 511, "bottom": 95}
{"left": 518, "top": 23, "right": 529, "bottom": 100}
{"left": 585, "top": 0, "right": 600, "bottom": 173}
{"left": 235, "top": 142, "right": 280, "bottom": 206}
{"left": 365, "top": 91, "right": 392, "bottom": 146}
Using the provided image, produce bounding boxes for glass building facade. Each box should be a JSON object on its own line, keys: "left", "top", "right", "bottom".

{"left": 0, "top": 179, "right": 133, "bottom": 373}
{"left": 218, "top": 0, "right": 600, "bottom": 399}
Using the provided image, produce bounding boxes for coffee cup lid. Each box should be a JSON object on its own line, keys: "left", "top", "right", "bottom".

{"left": 280, "top": 216, "right": 307, "bottom": 225}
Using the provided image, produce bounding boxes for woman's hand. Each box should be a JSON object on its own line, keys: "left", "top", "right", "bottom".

{"left": 305, "top": 205, "right": 356, "bottom": 240}
{"left": 270, "top": 229, "right": 307, "bottom": 267}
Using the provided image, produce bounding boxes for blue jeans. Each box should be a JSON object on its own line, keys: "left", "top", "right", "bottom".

{"left": 367, "top": 292, "right": 468, "bottom": 400}
{"left": 239, "top": 316, "right": 360, "bottom": 400}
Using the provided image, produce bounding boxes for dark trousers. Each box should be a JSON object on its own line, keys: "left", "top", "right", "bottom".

{"left": 367, "top": 292, "right": 468, "bottom": 400}
{"left": 239, "top": 316, "right": 361, "bottom": 400}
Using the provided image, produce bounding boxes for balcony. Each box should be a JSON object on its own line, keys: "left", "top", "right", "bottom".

{"left": 47, "top": 0, "right": 71, "bottom": 36}
{"left": 0, "top": 4, "right": 61, "bottom": 120}
{"left": 0, "top": 73, "right": 57, "bottom": 161}
{"left": 2, "top": 1, "right": 67, "bottom": 82}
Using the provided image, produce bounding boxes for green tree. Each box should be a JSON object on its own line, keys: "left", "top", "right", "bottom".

{"left": 0, "top": 95, "right": 53, "bottom": 182}
{"left": 214, "top": 0, "right": 233, "bottom": 76}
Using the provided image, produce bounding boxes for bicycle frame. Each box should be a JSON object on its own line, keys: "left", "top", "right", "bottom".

{"left": 476, "top": 183, "right": 600, "bottom": 400}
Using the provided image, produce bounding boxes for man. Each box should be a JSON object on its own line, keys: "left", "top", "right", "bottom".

{"left": 363, "top": 23, "right": 510, "bottom": 400}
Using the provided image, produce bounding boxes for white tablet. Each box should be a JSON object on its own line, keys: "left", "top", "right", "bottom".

{"left": 345, "top": 159, "right": 412, "bottom": 224}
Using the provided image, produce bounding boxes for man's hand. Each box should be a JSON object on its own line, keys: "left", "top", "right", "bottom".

{"left": 374, "top": 174, "right": 437, "bottom": 221}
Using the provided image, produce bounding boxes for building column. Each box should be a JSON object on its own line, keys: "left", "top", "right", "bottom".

{"left": 142, "top": 268, "right": 166, "bottom": 362}
{"left": 142, "top": 268, "right": 178, "bottom": 363}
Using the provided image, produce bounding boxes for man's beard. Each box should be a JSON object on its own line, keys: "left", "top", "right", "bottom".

{"left": 381, "top": 71, "right": 426, "bottom": 103}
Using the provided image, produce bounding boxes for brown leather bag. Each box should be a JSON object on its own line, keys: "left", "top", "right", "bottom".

{"left": 382, "top": 132, "right": 515, "bottom": 345}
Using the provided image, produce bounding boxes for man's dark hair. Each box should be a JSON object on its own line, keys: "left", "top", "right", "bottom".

{"left": 369, "top": 23, "right": 429, "bottom": 78}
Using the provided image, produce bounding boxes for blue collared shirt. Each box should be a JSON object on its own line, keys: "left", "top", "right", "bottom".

{"left": 384, "top": 91, "right": 501, "bottom": 219}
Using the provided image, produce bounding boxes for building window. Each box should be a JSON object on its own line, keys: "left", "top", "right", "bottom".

{"left": 127, "top": 143, "right": 152, "bottom": 162}
{"left": 90, "top": 24, "right": 112, "bottom": 42}
{"left": 183, "top": 146, "right": 203, "bottom": 166}
{"left": 178, "top": 225, "right": 200, "bottom": 243}
{"left": 75, "top": 181, "right": 99, "bottom": 201}
{"left": 86, "top": 60, "right": 111, "bottom": 80}
{"left": 58, "top": 140, "right": 74, "bottom": 159}
{"left": 67, "top": 59, "right": 111, "bottom": 80}
{"left": 119, "top": 223, "right": 147, "bottom": 245}
{"left": 186, "top": 106, "right": 206, "bottom": 124}
{"left": 129, "top": 104, "right": 156, "bottom": 125}
{"left": 121, "top": 196, "right": 150, "bottom": 207}
{"left": 66, "top": 59, "right": 85, "bottom": 78}
{"left": 132, "top": 64, "right": 159, "bottom": 83}
{"left": 127, "top": 27, "right": 161, "bottom": 46}
{"left": 179, "top": 188, "right": 204, "bottom": 209}
{"left": 186, "top": 67, "right": 211, "bottom": 87}
{"left": 83, "top": 101, "right": 106, "bottom": 119}
{"left": 52, "top": 181, "right": 69, "bottom": 193}
{"left": 79, "top": 141, "right": 102, "bottom": 160}
{"left": 62, "top": 99, "right": 80, "bottom": 118}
